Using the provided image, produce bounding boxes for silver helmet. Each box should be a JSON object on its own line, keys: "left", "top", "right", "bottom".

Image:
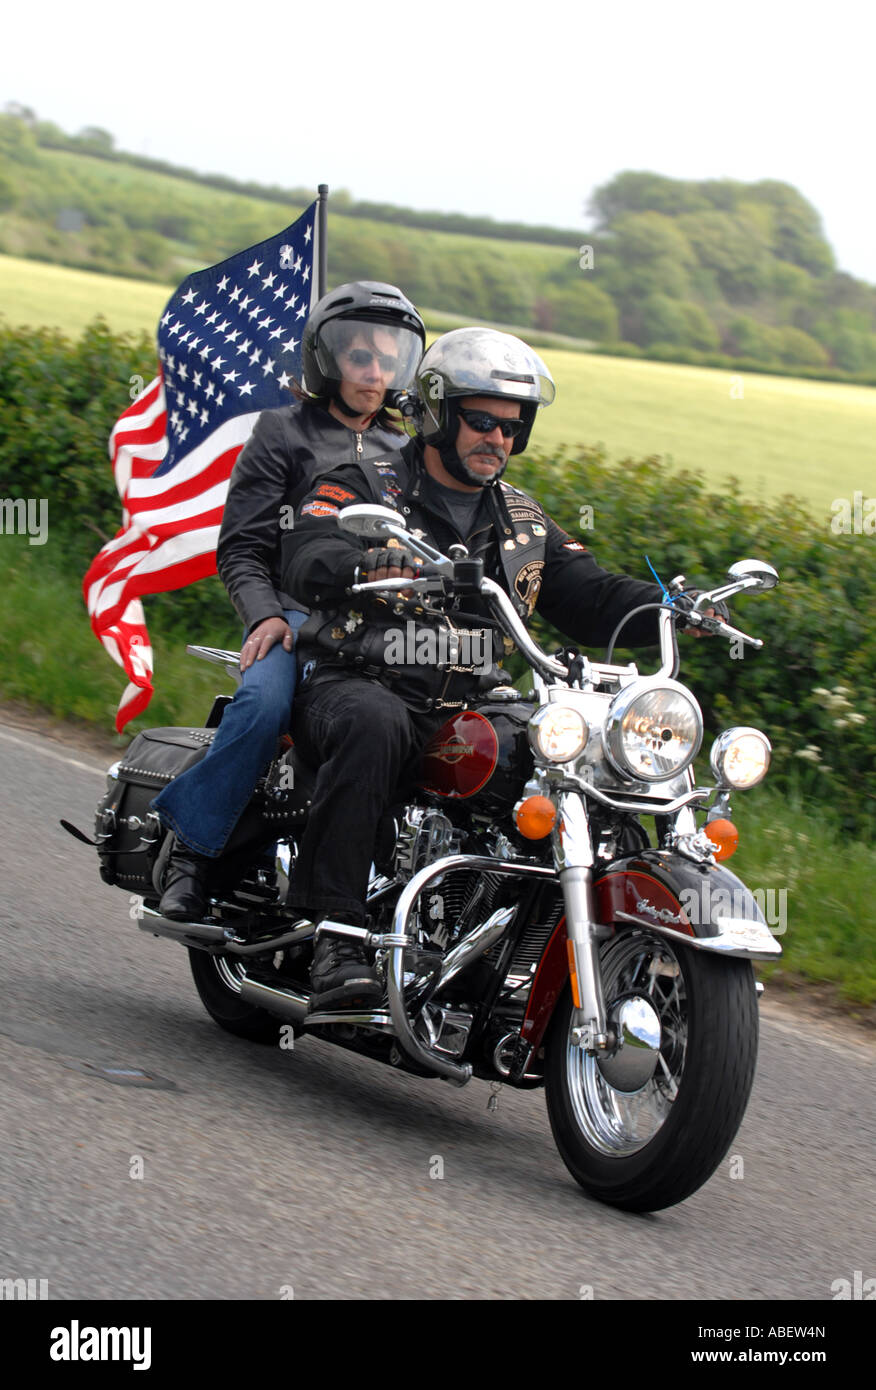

{"left": 415, "top": 327, "right": 555, "bottom": 456}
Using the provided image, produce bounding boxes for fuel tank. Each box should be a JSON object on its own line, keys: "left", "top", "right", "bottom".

{"left": 418, "top": 701, "right": 535, "bottom": 814}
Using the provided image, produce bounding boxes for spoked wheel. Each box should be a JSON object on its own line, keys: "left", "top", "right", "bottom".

{"left": 544, "top": 929, "right": 758, "bottom": 1212}
{"left": 188, "top": 948, "right": 287, "bottom": 1044}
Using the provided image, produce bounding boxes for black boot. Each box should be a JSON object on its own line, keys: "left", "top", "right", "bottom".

{"left": 159, "top": 840, "right": 211, "bottom": 921}
{"left": 309, "top": 921, "right": 382, "bottom": 1011}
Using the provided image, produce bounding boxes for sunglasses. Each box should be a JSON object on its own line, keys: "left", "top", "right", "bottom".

{"left": 343, "top": 348, "right": 399, "bottom": 372}
{"left": 457, "top": 406, "right": 525, "bottom": 439}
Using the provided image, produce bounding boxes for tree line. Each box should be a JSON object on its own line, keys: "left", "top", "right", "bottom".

{"left": 2, "top": 109, "right": 876, "bottom": 382}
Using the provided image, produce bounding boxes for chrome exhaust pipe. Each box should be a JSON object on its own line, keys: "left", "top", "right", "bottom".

{"left": 138, "top": 906, "right": 315, "bottom": 956}
{"left": 437, "top": 906, "right": 516, "bottom": 987}
{"left": 238, "top": 976, "right": 309, "bottom": 1024}
{"left": 138, "top": 905, "right": 227, "bottom": 948}
{"left": 224, "top": 921, "right": 315, "bottom": 956}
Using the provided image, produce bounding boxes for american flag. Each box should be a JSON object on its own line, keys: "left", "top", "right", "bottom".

{"left": 84, "top": 201, "right": 320, "bottom": 731}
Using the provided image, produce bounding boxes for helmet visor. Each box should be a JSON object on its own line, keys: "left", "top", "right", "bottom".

{"left": 488, "top": 362, "right": 556, "bottom": 408}
{"left": 316, "top": 319, "right": 423, "bottom": 392}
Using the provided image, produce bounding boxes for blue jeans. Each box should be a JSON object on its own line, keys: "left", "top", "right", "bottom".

{"left": 152, "top": 609, "right": 308, "bottom": 857}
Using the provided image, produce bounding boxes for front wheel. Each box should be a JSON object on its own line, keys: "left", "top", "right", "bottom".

{"left": 188, "top": 948, "right": 287, "bottom": 1044}
{"left": 544, "top": 930, "right": 758, "bottom": 1212}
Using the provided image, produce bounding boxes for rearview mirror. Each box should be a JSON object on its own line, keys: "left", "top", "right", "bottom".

{"left": 726, "top": 560, "right": 779, "bottom": 591}
{"left": 337, "top": 504, "right": 404, "bottom": 537}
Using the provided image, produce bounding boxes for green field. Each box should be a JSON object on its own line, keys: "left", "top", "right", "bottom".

{"left": 539, "top": 353, "right": 876, "bottom": 519}
{"left": 2, "top": 252, "right": 873, "bottom": 518}
{"left": 0, "top": 252, "right": 170, "bottom": 338}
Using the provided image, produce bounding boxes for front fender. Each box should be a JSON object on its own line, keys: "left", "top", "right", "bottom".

{"left": 516, "top": 848, "right": 779, "bottom": 1072}
{"left": 593, "top": 849, "right": 781, "bottom": 957}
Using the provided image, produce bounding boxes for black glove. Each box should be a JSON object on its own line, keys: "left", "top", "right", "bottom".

{"left": 672, "top": 589, "right": 730, "bottom": 630}
{"left": 358, "top": 546, "right": 422, "bottom": 579}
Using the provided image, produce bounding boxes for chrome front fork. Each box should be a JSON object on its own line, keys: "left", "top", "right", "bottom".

{"left": 552, "top": 793, "right": 612, "bottom": 1052}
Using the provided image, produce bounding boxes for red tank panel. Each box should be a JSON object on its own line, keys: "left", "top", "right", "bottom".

{"left": 419, "top": 711, "right": 499, "bottom": 799}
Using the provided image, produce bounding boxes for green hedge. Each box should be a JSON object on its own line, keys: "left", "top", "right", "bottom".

{"left": 1, "top": 320, "right": 873, "bottom": 834}
{"left": 0, "top": 316, "right": 248, "bottom": 635}
{"left": 508, "top": 447, "right": 875, "bottom": 835}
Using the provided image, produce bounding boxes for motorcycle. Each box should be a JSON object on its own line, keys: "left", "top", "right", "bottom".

{"left": 65, "top": 504, "right": 781, "bottom": 1212}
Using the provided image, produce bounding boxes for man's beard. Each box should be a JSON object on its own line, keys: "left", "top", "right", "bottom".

{"left": 439, "top": 440, "right": 508, "bottom": 488}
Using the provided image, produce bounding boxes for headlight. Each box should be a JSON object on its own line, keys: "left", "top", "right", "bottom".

{"left": 605, "top": 680, "right": 703, "bottom": 782}
{"left": 710, "top": 727, "right": 771, "bottom": 789}
{"left": 528, "top": 705, "right": 588, "bottom": 763}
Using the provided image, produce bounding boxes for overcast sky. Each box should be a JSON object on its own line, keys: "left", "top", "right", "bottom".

{"left": 4, "top": 0, "right": 874, "bottom": 282}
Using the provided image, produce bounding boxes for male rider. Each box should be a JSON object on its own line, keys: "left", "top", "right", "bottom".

{"left": 281, "top": 327, "right": 714, "bottom": 1010}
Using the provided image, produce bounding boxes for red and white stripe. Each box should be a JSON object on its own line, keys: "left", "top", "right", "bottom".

{"left": 83, "top": 370, "right": 258, "bottom": 731}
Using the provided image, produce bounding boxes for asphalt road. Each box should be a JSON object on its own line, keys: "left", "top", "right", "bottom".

{"left": 1, "top": 718, "right": 874, "bottom": 1302}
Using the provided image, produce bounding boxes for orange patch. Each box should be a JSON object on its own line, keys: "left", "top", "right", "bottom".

{"left": 301, "top": 500, "right": 340, "bottom": 519}
{"left": 316, "top": 484, "right": 356, "bottom": 503}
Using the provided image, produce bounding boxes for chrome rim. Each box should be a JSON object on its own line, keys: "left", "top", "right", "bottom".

{"left": 566, "top": 932, "right": 688, "bottom": 1156}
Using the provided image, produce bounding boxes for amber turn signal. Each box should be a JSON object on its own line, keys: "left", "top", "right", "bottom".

{"left": 705, "top": 818, "right": 739, "bottom": 860}
{"left": 566, "top": 939, "right": 582, "bottom": 1008}
{"left": 514, "top": 795, "right": 557, "bottom": 839}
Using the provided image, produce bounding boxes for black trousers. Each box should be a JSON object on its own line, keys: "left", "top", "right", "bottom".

{"left": 288, "top": 676, "right": 446, "bottom": 925}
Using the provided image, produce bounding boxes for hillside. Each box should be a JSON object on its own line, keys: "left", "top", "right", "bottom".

{"left": 2, "top": 110, "right": 876, "bottom": 382}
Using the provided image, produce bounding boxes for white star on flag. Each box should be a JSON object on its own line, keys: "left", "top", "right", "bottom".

{"left": 83, "top": 200, "right": 322, "bottom": 731}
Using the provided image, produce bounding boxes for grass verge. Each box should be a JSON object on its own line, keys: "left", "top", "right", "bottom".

{"left": 0, "top": 541, "right": 240, "bottom": 740}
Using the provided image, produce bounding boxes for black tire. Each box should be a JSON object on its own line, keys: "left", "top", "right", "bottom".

{"left": 188, "top": 948, "right": 289, "bottom": 1045}
{"left": 544, "top": 929, "right": 758, "bottom": 1212}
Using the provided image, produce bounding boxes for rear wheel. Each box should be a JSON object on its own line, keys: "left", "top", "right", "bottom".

{"left": 544, "top": 929, "right": 758, "bottom": 1212}
{"left": 188, "top": 948, "right": 287, "bottom": 1044}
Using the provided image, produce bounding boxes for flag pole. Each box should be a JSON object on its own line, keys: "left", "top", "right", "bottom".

{"left": 317, "top": 184, "right": 328, "bottom": 298}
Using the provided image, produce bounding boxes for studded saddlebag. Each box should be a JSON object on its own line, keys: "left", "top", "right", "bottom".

{"left": 94, "top": 727, "right": 216, "bottom": 893}
{"left": 94, "top": 726, "right": 317, "bottom": 897}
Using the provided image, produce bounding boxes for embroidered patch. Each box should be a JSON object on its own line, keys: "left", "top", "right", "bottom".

{"left": 316, "top": 483, "right": 356, "bottom": 504}
{"left": 301, "top": 500, "right": 340, "bottom": 519}
{"left": 373, "top": 462, "right": 397, "bottom": 474}
{"left": 563, "top": 541, "right": 586, "bottom": 552}
{"left": 506, "top": 503, "right": 544, "bottom": 526}
{"left": 515, "top": 559, "right": 544, "bottom": 614}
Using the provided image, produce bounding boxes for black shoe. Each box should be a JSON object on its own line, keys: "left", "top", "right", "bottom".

{"left": 309, "top": 925, "right": 383, "bottom": 1011}
{"left": 159, "top": 841, "right": 211, "bottom": 921}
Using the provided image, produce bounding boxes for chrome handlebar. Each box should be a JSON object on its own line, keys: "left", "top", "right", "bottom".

{"left": 338, "top": 505, "right": 775, "bottom": 685}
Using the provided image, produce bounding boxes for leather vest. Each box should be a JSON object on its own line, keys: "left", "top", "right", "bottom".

{"left": 298, "top": 455, "right": 549, "bottom": 712}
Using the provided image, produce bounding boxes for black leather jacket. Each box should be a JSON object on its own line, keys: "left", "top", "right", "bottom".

{"left": 281, "top": 440, "right": 665, "bottom": 712}
{"left": 216, "top": 399, "right": 405, "bottom": 633}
